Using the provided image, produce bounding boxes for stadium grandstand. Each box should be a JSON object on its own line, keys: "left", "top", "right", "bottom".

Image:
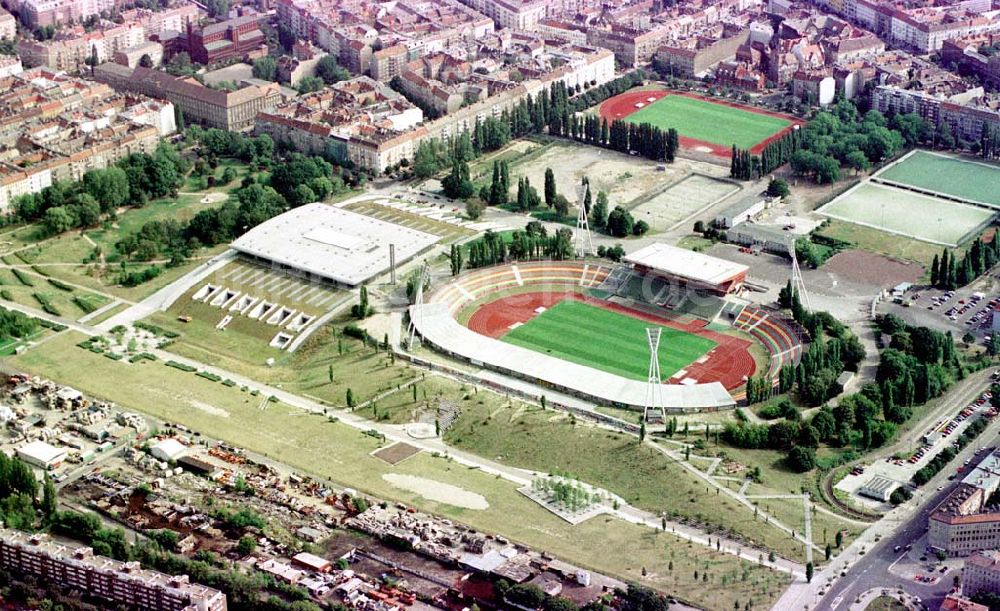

{"left": 622, "top": 243, "right": 749, "bottom": 295}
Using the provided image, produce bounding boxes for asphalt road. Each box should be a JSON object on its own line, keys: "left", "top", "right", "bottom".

{"left": 815, "top": 409, "right": 1000, "bottom": 611}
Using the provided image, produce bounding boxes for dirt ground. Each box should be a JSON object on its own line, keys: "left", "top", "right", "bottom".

{"left": 373, "top": 442, "right": 423, "bottom": 465}
{"left": 507, "top": 142, "right": 729, "bottom": 211}
{"left": 821, "top": 251, "right": 924, "bottom": 287}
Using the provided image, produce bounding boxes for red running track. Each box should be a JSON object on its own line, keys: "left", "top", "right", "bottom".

{"left": 597, "top": 90, "right": 804, "bottom": 158}
{"left": 467, "top": 292, "right": 755, "bottom": 390}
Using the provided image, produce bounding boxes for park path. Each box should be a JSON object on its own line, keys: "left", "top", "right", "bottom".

{"left": 0, "top": 294, "right": 811, "bottom": 579}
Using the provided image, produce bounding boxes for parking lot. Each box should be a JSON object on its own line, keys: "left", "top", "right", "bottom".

{"left": 835, "top": 388, "right": 997, "bottom": 508}
{"left": 880, "top": 273, "right": 1000, "bottom": 342}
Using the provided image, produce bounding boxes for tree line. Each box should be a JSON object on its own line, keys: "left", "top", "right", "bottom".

{"left": 729, "top": 129, "right": 803, "bottom": 181}
{"left": 465, "top": 224, "right": 574, "bottom": 269}
{"left": 930, "top": 235, "right": 1000, "bottom": 290}
{"left": 13, "top": 143, "right": 187, "bottom": 236}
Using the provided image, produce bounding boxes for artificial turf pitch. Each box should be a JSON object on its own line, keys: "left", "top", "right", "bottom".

{"left": 500, "top": 300, "right": 716, "bottom": 380}
{"left": 876, "top": 151, "right": 1000, "bottom": 207}
{"left": 625, "top": 95, "right": 792, "bottom": 149}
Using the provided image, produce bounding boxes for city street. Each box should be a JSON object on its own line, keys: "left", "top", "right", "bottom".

{"left": 774, "top": 370, "right": 1000, "bottom": 610}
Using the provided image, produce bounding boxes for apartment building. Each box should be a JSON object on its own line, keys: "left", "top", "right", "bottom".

{"left": 929, "top": 452, "right": 1000, "bottom": 555}
{"left": 0, "top": 9, "right": 16, "bottom": 39}
{"left": 656, "top": 24, "right": 750, "bottom": 78}
{"left": 457, "top": 0, "right": 546, "bottom": 31}
{"left": 963, "top": 550, "right": 1000, "bottom": 598}
{"left": 0, "top": 529, "right": 226, "bottom": 611}
{"left": 0, "top": 67, "right": 171, "bottom": 211}
{"left": 20, "top": 22, "right": 146, "bottom": 72}
{"left": 95, "top": 64, "right": 281, "bottom": 131}
{"left": 16, "top": 0, "right": 114, "bottom": 28}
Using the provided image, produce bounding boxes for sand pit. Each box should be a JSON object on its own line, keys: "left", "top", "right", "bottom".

{"left": 189, "top": 400, "right": 230, "bottom": 418}
{"left": 200, "top": 193, "right": 228, "bottom": 204}
{"left": 382, "top": 473, "right": 489, "bottom": 510}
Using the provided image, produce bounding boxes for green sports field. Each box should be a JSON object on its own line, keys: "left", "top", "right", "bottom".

{"left": 501, "top": 300, "right": 715, "bottom": 380}
{"left": 625, "top": 95, "right": 792, "bottom": 149}
{"left": 817, "top": 182, "right": 993, "bottom": 246}
{"left": 875, "top": 151, "right": 1000, "bottom": 206}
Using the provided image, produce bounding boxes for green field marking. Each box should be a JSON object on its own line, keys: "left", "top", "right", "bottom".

{"left": 501, "top": 300, "right": 715, "bottom": 379}
{"left": 624, "top": 96, "right": 792, "bottom": 149}
{"left": 817, "top": 182, "right": 993, "bottom": 246}
{"left": 876, "top": 151, "right": 1000, "bottom": 206}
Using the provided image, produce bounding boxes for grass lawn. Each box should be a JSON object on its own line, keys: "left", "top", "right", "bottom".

{"left": 817, "top": 182, "right": 992, "bottom": 247}
{"left": 876, "top": 150, "right": 1000, "bottom": 206}
{"left": 501, "top": 300, "right": 716, "bottom": 379}
{"left": 864, "top": 596, "right": 907, "bottom": 611}
{"left": 814, "top": 220, "right": 947, "bottom": 268}
{"left": 152, "top": 318, "right": 419, "bottom": 409}
{"left": 10, "top": 331, "right": 787, "bottom": 610}
{"left": 0, "top": 269, "right": 111, "bottom": 319}
{"left": 446, "top": 398, "right": 810, "bottom": 562}
{"left": 626, "top": 96, "right": 791, "bottom": 149}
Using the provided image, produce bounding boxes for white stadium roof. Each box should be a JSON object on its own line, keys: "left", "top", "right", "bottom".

{"left": 623, "top": 243, "right": 748, "bottom": 286}
{"left": 410, "top": 303, "right": 734, "bottom": 410}
{"left": 231, "top": 204, "right": 439, "bottom": 286}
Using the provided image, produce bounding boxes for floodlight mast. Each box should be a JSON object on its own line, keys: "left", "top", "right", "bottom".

{"left": 644, "top": 327, "right": 665, "bottom": 423}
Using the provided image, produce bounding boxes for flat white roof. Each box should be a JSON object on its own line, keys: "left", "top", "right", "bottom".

{"left": 151, "top": 438, "right": 187, "bottom": 460}
{"left": 410, "top": 303, "right": 734, "bottom": 410}
{"left": 231, "top": 204, "right": 439, "bottom": 286}
{"left": 623, "top": 243, "right": 748, "bottom": 287}
{"left": 17, "top": 440, "right": 67, "bottom": 465}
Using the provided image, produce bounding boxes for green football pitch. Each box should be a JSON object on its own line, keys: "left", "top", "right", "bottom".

{"left": 625, "top": 95, "right": 792, "bottom": 149}
{"left": 875, "top": 151, "right": 1000, "bottom": 207}
{"left": 500, "top": 300, "right": 716, "bottom": 380}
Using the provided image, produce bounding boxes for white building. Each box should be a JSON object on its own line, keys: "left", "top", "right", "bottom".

{"left": 17, "top": 440, "right": 68, "bottom": 470}
{"left": 150, "top": 438, "right": 188, "bottom": 462}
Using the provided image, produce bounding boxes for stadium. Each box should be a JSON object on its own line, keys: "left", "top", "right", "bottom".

{"left": 598, "top": 90, "right": 803, "bottom": 157}
{"left": 409, "top": 244, "right": 806, "bottom": 413}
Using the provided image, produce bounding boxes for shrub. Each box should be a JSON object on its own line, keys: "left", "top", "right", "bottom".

{"left": 72, "top": 296, "right": 96, "bottom": 313}
{"left": 47, "top": 278, "right": 73, "bottom": 291}
{"left": 32, "top": 293, "right": 61, "bottom": 317}
{"left": 196, "top": 371, "right": 222, "bottom": 382}
{"left": 165, "top": 360, "right": 197, "bottom": 372}
{"left": 12, "top": 269, "right": 34, "bottom": 286}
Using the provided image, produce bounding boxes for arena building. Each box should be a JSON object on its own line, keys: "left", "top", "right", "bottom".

{"left": 230, "top": 203, "right": 438, "bottom": 288}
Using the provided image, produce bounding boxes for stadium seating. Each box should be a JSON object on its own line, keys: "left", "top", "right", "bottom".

{"left": 734, "top": 306, "right": 803, "bottom": 377}
{"left": 431, "top": 261, "right": 609, "bottom": 314}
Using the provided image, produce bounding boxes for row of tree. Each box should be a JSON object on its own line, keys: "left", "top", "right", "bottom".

{"left": 729, "top": 130, "right": 803, "bottom": 181}
{"left": 930, "top": 235, "right": 1000, "bottom": 290}
{"left": 465, "top": 225, "right": 574, "bottom": 268}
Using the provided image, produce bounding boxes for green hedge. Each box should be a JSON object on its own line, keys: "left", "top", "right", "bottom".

{"left": 165, "top": 360, "right": 197, "bottom": 373}
{"left": 103, "top": 352, "right": 124, "bottom": 361}
{"left": 135, "top": 322, "right": 181, "bottom": 339}
{"left": 12, "top": 269, "right": 33, "bottom": 286}
{"left": 48, "top": 278, "right": 73, "bottom": 291}
{"left": 72, "top": 296, "right": 96, "bottom": 313}
{"left": 30, "top": 265, "right": 50, "bottom": 277}
{"left": 0, "top": 290, "right": 11, "bottom": 301}
{"left": 32, "top": 293, "right": 61, "bottom": 317}
{"left": 196, "top": 371, "right": 222, "bottom": 382}
{"left": 222, "top": 379, "right": 236, "bottom": 387}
{"left": 129, "top": 353, "right": 157, "bottom": 363}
